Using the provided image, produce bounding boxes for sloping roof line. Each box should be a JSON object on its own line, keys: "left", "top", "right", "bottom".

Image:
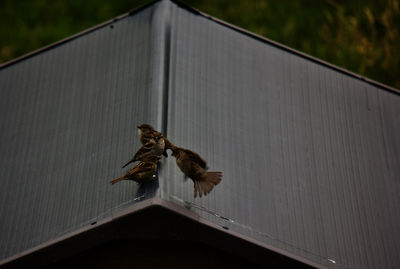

{"left": 172, "top": 0, "right": 400, "bottom": 95}
{"left": 1, "top": 0, "right": 398, "bottom": 95}
{"left": 0, "top": 0, "right": 155, "bottom": 70}
{"left": 0, "top": 198, "right": 323, "bottom": 268}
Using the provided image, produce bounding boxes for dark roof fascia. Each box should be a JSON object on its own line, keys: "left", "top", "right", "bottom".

{"left": 0, "top": 198, "right": 324, "bottom": 269}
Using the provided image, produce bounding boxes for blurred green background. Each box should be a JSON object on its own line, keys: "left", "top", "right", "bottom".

{"left": 1, "top": 0, "right": 399, "bottom": 89}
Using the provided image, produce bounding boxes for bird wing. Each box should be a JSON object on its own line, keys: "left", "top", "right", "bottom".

{"left": 127, "top": 161, "right": 156, "bottom": 176}
{"left": 122, "top": 142, "right": 155, "bottom": 168}
{"left": 134, "top": 141, "right": 155, "bottom": 157}
{"left": 184, "top": 149, "right": 207, "bottom": 169}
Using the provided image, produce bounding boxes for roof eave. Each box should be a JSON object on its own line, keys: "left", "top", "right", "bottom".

{"left": 0, "top": 198, "right": 323, "bottom": 269}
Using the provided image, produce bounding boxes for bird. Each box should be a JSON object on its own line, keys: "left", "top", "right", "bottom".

{"left": 171, "top": 147, "right": 222, "bottom": 198}
{"left": 110, "top": 155, "right": 161, "bottom": 185}
{"left": 122, "top": 134, "right": 165, "bottom": 168}
{"left": 137, "top": 124, "right": 175, "bottom": 156}
{"left": 137, "top": 124, "right": 163, "bottom": 145}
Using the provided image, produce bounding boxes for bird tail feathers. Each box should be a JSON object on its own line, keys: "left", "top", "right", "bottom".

{"left": 206, "top": 171, "right": 222, "bottom": 185}
{"left": 121, "top": 163, "right": 129, "bottom": 168}
{"left": 110, "top": 176, "right": 126, "bottom": 185}
{"left": 194, "top": 171, "right": 222, "bottom": 198}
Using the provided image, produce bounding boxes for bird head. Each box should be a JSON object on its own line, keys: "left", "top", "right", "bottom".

{"left": 171, "top": 147, "right": 181, "bottom": 157}
{"left": 154, "top": 133, "right": 163, "bottom": 141}
{"left": 137, "top": 124, "right": 154, "bottom": 132}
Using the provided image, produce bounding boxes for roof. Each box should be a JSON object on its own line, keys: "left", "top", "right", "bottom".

{"left": 1, "top": 1, "right": 399, "bottom": 268}
{"left": 2, "top": 198, "right": 315, "bottom": 268}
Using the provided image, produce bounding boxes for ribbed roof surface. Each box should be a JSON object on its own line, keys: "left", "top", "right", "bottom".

{"left": 162, "top": 2, "right": 400, "bottom": 268}
{"left": 1, "top": 1, "right": 400, "bottom": 268}
{"left": 0, "top": 2, "right": 166, "bottom": 262}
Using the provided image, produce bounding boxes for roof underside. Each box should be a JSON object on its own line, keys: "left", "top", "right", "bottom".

{"left": 1, "top": 199, "right": 314, "bottom": 268}
{"left": 1, "top": 1, "right": 399, "bottom": 268}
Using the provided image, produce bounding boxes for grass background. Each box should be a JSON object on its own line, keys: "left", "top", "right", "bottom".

{"left": 1, "top": 0, "right": 399, "bottom": 89}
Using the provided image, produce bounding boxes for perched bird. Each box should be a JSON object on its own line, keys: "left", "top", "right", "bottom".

{"left": 172, "top": 147, "right": 222, "bottom": 198}
{"left": 137, "top": 124, "right": 163, "bottom": 145}
{"left": 122, "top": 134, "right": 165, "bottom": 168}
{"left": 110, "top": 155, "right": 161, "bottom": 185}
{"left": 137, "top": 124, "right": 175, "bottom": 156}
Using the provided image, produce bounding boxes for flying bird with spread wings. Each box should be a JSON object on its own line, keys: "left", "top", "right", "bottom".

{"left": 172, "top": 147, "right": 222, "bottom": 198}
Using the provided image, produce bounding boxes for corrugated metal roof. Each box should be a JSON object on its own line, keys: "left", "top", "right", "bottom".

{"left": 1, "top": 1, "right": 399, "bottom": 268}
{"left": 0, "top": 2, "right": 166, "bottom": 262}
{"left": 161, "top": 2, "right": 400, "bottom": 268}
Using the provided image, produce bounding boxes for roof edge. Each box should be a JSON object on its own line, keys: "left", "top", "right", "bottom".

{"left": 0, "top": 197, "right": 324, "bottom": 268}
{"left": 1, "top": 0, "right": 398, "bottom": 95}
{"left": 0, "top": 0, "right": 160, "bottom": 71}
{"left": 171, "top": 0, "right": 400, "bottom": 95}
{"left": 0, "top": 198, "right": 158, "bottom": 267}
{"left": 154, "top": 199, "right": 325, "bottom": 268}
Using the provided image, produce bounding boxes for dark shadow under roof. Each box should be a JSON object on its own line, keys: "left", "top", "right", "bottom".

{"left": 1, "top": 199, "right": 317, "bottom": 269}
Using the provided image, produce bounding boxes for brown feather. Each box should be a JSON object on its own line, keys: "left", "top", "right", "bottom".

{"left": 184, "top": 149, "right": 207, "bottom": 169}
{"left": 111, "top": 155, "right": 160, "bottom": 185}
{"left": 122, "top": 137, "right": 165, "bottom": 168}
{"left": 137, "top": 124, "right": 175, "bottom": 157}
{"left": 172, "top": 147, "right": 222, "bottom": 198}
